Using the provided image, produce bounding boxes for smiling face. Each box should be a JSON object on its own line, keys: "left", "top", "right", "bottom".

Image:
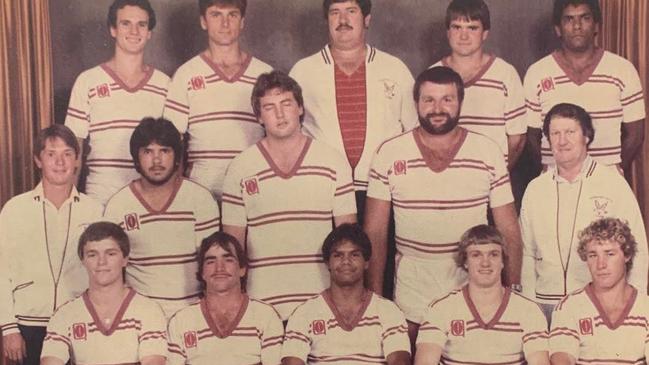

{"left": 82, "top": 237, "right": 128, "bottom": 289}
{"left": 202, "top": 244, "right": 246, "bottom": 294}
{"left": 35, "top": 137, "right": 78, "bottom": 189}
{"left": 466, "top": 243, "right": 504, "bottom": 289}
{"left": 555, "top": 3, "right": 598, "bottom": 53}
{"left": 110, "top": 5, "right": 152, "bottom": 55}
{"left": 200, "top": 4, "right": 244, "bottom": 47}
{"left": 416, "top": 81, "right": 461, "bottom": 135}
{"left": 327, "top": 240, "right": 368, "bottom": 287}
{"left": 447, "top": 18, "right": 488, "bottom": 57}
{"left": 327, "top": 0, "right": 370, "bottom": 51}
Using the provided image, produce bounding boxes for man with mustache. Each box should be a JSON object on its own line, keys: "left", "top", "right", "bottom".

{"left": 365, "top": 66, "right": 523, "bottom": 347}
{"left": 104, "top": 118, "right": 220, "bottom": 318}
{"left": 289, "top": 0, "right": 417, "bottom": 220}
{"left": 525, "top": 0, "right": 645, "bottom": 174}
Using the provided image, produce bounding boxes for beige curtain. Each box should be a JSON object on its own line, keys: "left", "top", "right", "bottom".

{"left": 0, "top": 0, "right": 53, "bottom": 208}
{"left": 598, "top": 0, "right": 649, "bottom": 232}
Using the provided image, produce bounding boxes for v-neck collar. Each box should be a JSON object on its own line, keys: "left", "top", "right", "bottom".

{"left": 413, "top": 127, "right": 467, "bottom": 173}
{"left": 200, "top": 295, "right": 249, "bottom": 339}
{"left": 83, "top": 288, "right": 135, "bottom": 336}
{"left": 585, "top": 283, "right": 637, "bottom": 330}
{"left": 257, "top": 138, "right": 311, "bottom": 179}
{"left": 129, "top": 176, "right": 182, "bottom": 214}
{"left": 552, "top": 48, "right": 605, "bottom": 86}
{"left": 463, "top": 285, "right": 510, "bottom": 329}
{"left": 200, "top": 52, "right": 252, "bottom": 83}
{"left": 322, "top": 289, "right": 372, "bottom": 332}
{"left": 441, "top": 54, "right": 495, "bottom": 88}
{"left": 100, "top": 63, "right": 154, "bottom": 93}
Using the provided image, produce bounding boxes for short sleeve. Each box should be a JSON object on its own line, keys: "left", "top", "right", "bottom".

{"left": 331, "top": 150, "right": 357, "bottom": 218}
{"left": 619, "top": 60, "right": 645, "bottom": 123}
{"left": 366, "top": 145, "right": 393, "bottom": 202}
{"left": 485, "top": 140, "right": 514, "bottom": 208}
{"left": 523, "top": 66, "right": 543, "bottom": 129}
{"left": 166, "top": 314, "right": 187, "bottom": 365}
{"left": 379, "top": 300, "right": 410, "bottom": 356}
{"left": 137, "top": 300, "right": 168, "bottom": 360}
{"left": 259, "top": 304, "right": 284, "bottom": 365}
{"left": 65, "top": 73, "right": 91, "bottom": 139}
{"left": 41, "top": 309, "right": 72, "bottom": 363}
{"left": 221, "top": 158, "right": 248, "bottom": 227}
{"left": 503, "top": 64, "right": 527, "bottom": 136}
{"left": 163, "top": 68, "right": 190, "bottom": 134}
{"left": 281, "top": 304, "right": 312, "bottom": 362}
{"left": 521, "top": 302, "right": 549, "bottom": 358}
{"left": 416, "top": 303, "right": 448, "bottom": 348}
{"left": 192, "top": 184, "right": 221, "bottom": 247}
{"left": 548, "top": 301, "right": 580, "bottom": 358}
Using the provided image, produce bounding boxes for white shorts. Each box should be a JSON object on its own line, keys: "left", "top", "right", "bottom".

{"left": 394, "top": 253, "right": 467, "bottom": 324}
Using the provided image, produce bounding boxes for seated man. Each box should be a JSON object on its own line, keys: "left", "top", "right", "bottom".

{"left": 416, "top": 225, "right": 549, "bottom": 365}
{"left": 550, "top": 218, "right": 649, "bottom": 365}
{"left": 167, "top": 231, "right": 284, "bottom": 365}
{"left": 40, "top": 222, "right": 167, "bottom": 365}
{"left": 282, "top": 224, "right": 410, "bottom": 365}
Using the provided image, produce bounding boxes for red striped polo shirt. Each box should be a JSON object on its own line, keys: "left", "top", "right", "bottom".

{"left": 335, "top": 63, "right": 367, "bottom": 168}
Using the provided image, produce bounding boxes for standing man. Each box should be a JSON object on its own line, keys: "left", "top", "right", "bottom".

{"left": 549, "top": 218, "right": 649, "bottom": 365}
{"left": 65, "top": 0, "right": 169, "bottom": 205}
{"left": 289, "top": 0, "right": 417, "bottom": 217}
{"left": 520, "top": 103, "right": 647, "bottom": 317}
{"left": 222, "top": 71, "right": 357, "bottom": 321}
{"left": 282, "top": 224, "right": 411, "bottom": 365}
{"left": 164, "top": 0, "right": 272, "bottom": 200}
{"left": 364, "top": 66, "right": 523, "bottom": 343}
{"left": 41, "top": 222, "right": 167, "bottom": 365}
{"left": 415, "top": 225, "right": 549, "bottom": 365}
{"left": 0, "top": 125, "right": 103, "bottom": 365}
{"left": 525, "top": 0, "right": 645, "bottom": 173}
{"left": 167, "top": 232, "right": 284, "bottom": 365}
{"left": 432, "top": 0, "right": 526, "bottom": 170}
{"left": 104, "top": 118, "right": 220, "bottom": 318}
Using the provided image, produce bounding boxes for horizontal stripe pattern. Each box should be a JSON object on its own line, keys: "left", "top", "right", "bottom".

{"left": 248, "top": 254, "right": 323, "bottom": 269}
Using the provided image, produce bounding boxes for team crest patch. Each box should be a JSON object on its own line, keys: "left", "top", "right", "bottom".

{"left": 96, "top": 83, "right": 111, "bottom": 98}
{"left": 123, "top": 213, "right": 140, "bottom": 231}
{"left": 541, "top": 77, "right": 555, "bottom": 92}
{"left": 450, "top": 320, "right": 465, "bottom": 337}
{"left": 183, "top": 331, "right": 198, "bottom": 348}
{"left": 312, "top": 320, "right": 326, "bottom": 335}
{"left": 190, "top": 76, "right": 206, "bottom": 90}
{"left": 380, "top": 79, "right": 396, "bottom": 99}
{"left": 72, "top": 323, "right": 87, "bottom": 340}
{"left": 590, "top": 196, "right": 611, "bottom": 218}
{"left": 393, "top": 160, "right": 407, "bottom": 175}
{"left": 244, "top": 177, "right": 260, "bottom": 195}
{"left": 579, "top": 318, "right": 593, "bottom": 335}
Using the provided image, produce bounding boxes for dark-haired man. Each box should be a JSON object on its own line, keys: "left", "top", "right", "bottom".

{"left": 282, "top": 224, "right": 410, "bottom": 365}
{"left": 65, "top": 0, "right": 169, "bottom": 205}
{"left": 167, "top": 232, "right": 283, "bottom": 365}
{"left": 289, "top": 0, "right": 417, "bottom": 218}
{"left": 364, "top": 66, "right": 522, "bottom": 344}
{"left": 0, "top": 125, "right": 103, "bottom": 365}
{"left": 164, "top": 0, "right": 272, "bottom": 200}
{"left": 41, "top": 222, "right": 167, "bottom": 365}
{"left": 525, "top": 0, "right": 645, "bottom": 173}
{"left": 431, "top": 0, "right": 526, "bottom": 170}
{"left": 520, "top": 103, "right": 647, "bottom": 318}
{"left": 222, "top": 71, "right": 357, "bottom": 321}
{"left": 104, "top": 118, "right": 220, "bottom": 318}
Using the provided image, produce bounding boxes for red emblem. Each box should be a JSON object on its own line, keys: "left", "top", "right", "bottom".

{"left": 190, "top": 76, "right": 205, "bottom": 90}
{"left": 541, "top": 77, "right": 555, "bottom": 92}
{"left": 123, "top": 213, "right": 140, "bottom": 231}
{"left": 183, "top": 331, "right": 198, "bottom": 348}
{"left": 244, "top": 177, "right": 259, "bottom": 195}
{"left": 96, "top": 83, "right": 111, "bottom": 98}
{"left": 72, "top": 323, "right": 87, "bottom": 340}
{"left": 393, "top": 160, "right": 407, "bottom": 175}
{"left": 450, "top": 320, "right": 465, "bottom": 337}
{"left": 312, "top": 320, "right": 326, "bottom": 335}
{"left": 579, "top": 318, "right": 593, "bottom": 335}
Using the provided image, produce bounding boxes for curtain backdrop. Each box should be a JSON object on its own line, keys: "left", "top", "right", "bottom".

{"left": 0, "top": 0, "right": 53, "bottom": 208}
{"left": 598, "top": 0, "right": 649, "bottom": 236}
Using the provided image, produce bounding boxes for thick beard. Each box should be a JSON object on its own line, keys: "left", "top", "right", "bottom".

{"left": 418, "top": 112, "right": 459, "bottom": 135}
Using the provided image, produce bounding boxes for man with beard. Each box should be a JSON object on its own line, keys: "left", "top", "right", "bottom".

{"left": 104, "top": 118, "right": 220, "bottom": 318}
{"left": 525, "top": 0, "right": 645, "bottom": 173}
{"left": 282, "top": 224, "right": 410, "bottom": 365}
{"left": 364, "top": 66, "right": 523, "bottom": 345}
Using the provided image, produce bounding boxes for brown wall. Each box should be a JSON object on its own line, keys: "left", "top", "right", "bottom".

{"left": 49, "top": 0, "right": 557, "bottom": 123}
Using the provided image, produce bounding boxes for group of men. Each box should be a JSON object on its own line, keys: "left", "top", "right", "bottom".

{"left": 1, "top": 0, "right": 648, "bottom": 364}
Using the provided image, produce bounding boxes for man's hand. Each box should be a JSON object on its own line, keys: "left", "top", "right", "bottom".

{"left": 3, "top": 333, "right": 26, "bottom": 363}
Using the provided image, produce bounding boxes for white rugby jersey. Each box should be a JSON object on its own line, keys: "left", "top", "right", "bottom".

{"left": 282, "top": 290, "right": 410, "bottom": 364}
{"left": 524, "top": 49, "right": 645, "bottom": 165}
{"left": 104, "top": 178, "right": 220, "bottom": 309}
{"left": 221, "top": 138, "right": 356, "bottom": 319}
{"left": 41, "top": 289, "right": 167, "bottom": 364}
{"left": 418, "top": 286, "right": 548, "bottom": 365}
{"left": 164, "top": 54, "right": 272, "bottom": 198}
{"left": 167, "top": 296, "right": 283, "bottom": 365}
{"left": 550, "top": 284, "right": 649, "bottom": 365}
{"left": 367, "top": 128, "right": 513, "bottom": 261}
{"left": 65, "top": 64, "right": 169, "bottom": 204}
{"left": 432, "top": 56, "right": 527, "bottom": 162}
